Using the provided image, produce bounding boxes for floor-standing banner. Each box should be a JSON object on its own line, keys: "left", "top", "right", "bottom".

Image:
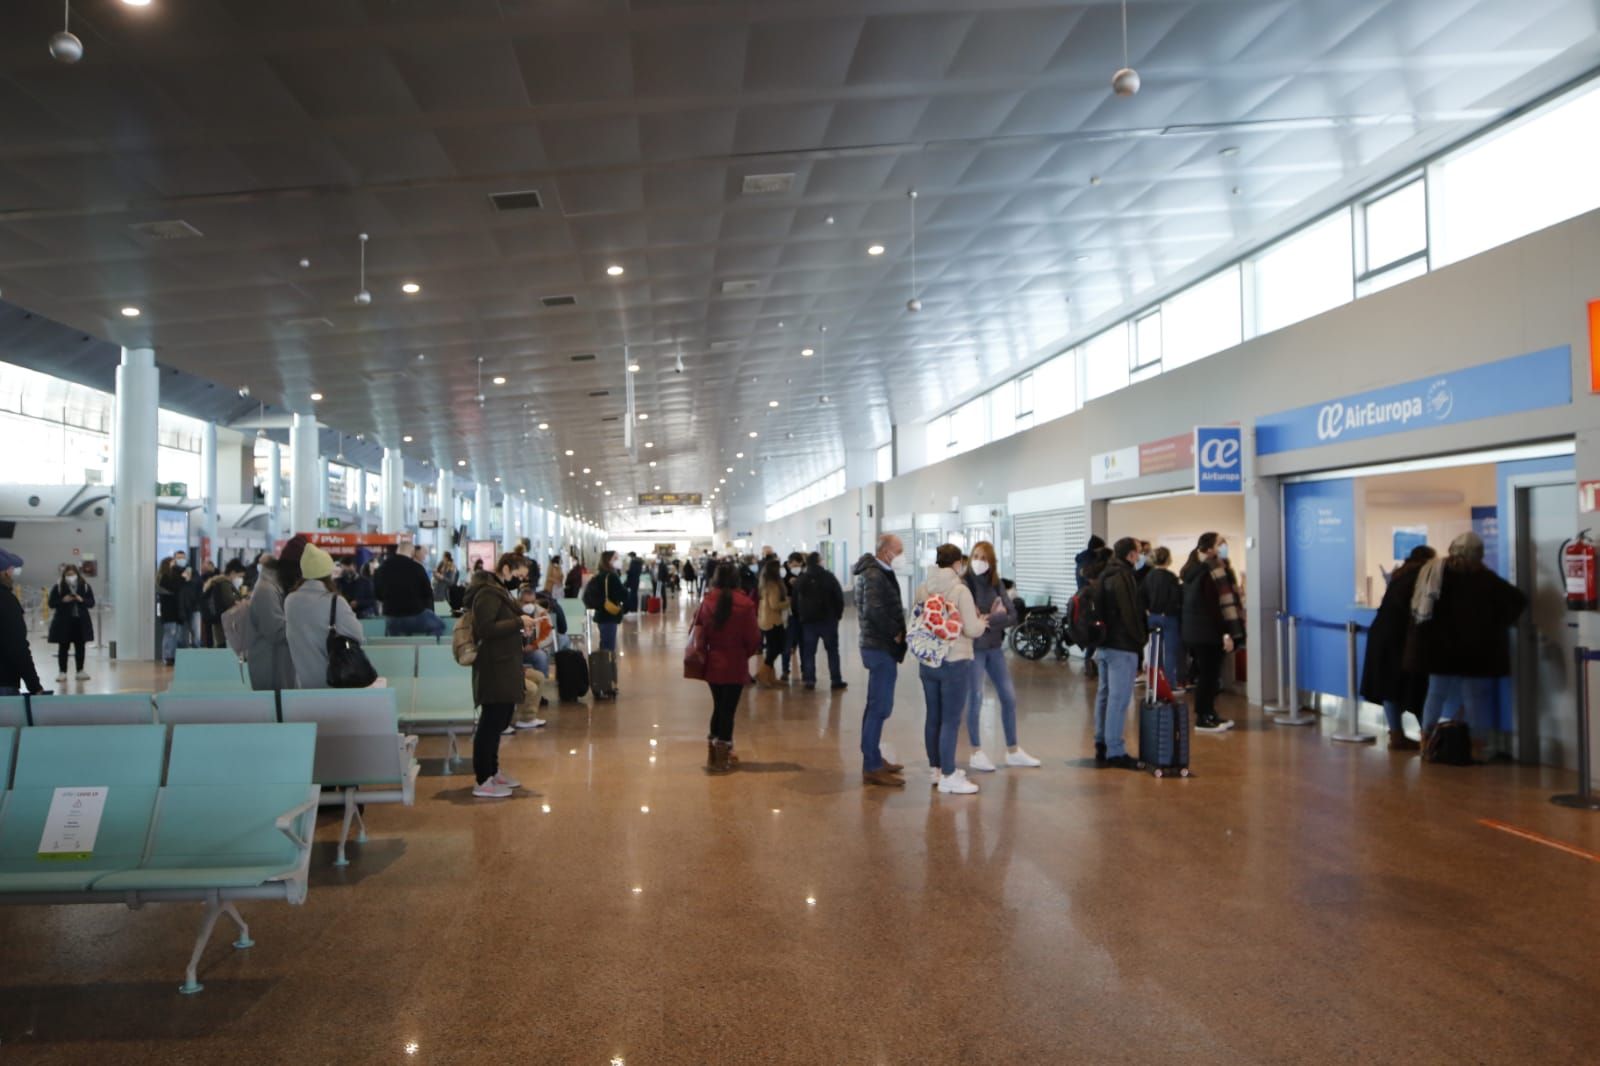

{"left": 1284, "top": 479, "right": 1357, "bottom": 697}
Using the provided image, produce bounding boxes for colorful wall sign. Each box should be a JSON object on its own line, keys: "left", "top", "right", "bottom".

{"left": 637, "top": 492, "right": 703, "bottom": 506}
{"left": 1138, "top": 432, "right": 1194, "bottom": 475}
{"left": 1089, "top": 446, "right": 1139, "bottom": 485}
{"left": 1587, "top": 300, "right": 1600, "bottom": 393}
{"left": 1194, "top": 426, "right": 1243, "bottom": 495}
{"left": 1256, "top": 346, "right": 1572, "bottom": 456}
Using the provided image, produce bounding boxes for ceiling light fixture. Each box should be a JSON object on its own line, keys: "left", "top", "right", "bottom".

{"left": 309, "top": 392, "right": 323, "bottom": 402}
{"left": 768, "top": 400, "right": 780, "bottom": 408}
{"left": 457, "top": 459, "right": 466, "bottom": 467}
{"left": 637, "top": 413, "right": 649, "bottom": 421}
{"left": 606, "top": 265, "right": 625, "bottom": 277}
{"left": 401, "top": 282, "right": 421, "bottom": 294}
{"left": 492, "top": 375, "right": 507, "bottom": 386}
{"left": 867, "top": 244, "right": 885, "bottom": 256}
{"left": 735, "top": 452, "right": 744, "bottom": 459}
{"left": 801, "top": 348, "right": 814, "bottom": 357}
{"left": 627, "top": 363, "right": 640, "bottom": 373}
{"left": 906, "top": 189, "right": 923, "bottom": 312}
{"left": 402, "top": 435, "right": 413, "bottom": 443}
{"left": 494, "top": 477, "right": 501, "bottom": 483}
{"left": 49, "top": 1, "right": 83, "bottom": 63}
{"left": 353, "top": 233, "right": 372, "bottom": 305}
{"left": 582, "top": 467, "right": 591, "bottom": 474}
{"left": 648, "top": 460, "right": 657, "bottom": 467}
{"left": 538, "top": 422, "right": 549, "bottom": 430}
{"left": 121, "top": 0, "right": 151, "bottom": 6}
{"left": 120, "top": 306, "right": 141, "bottom": 317}
{"left": 1112, "top": 0, "right": 1141, "bottom": 96}
{"left": 643, "top": 442, "right": 653, "bottom": 449}
{"left": 748, "top": 431, "right": 758, "bottom": 438}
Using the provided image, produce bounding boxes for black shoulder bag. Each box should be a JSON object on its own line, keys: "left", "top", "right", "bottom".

{"left": 326, "top": 593, "right": 378, "bottom": 688}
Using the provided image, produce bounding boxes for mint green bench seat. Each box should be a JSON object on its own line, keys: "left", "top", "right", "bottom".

{"left": 280, "top": 689, "right": 418, "bottom": 865}
{"left": 0, "top": 727, "right": 12, "bottom": 787}
{"left": 365, "top": 644, "right": 418, "bottom": 682}
{"left": 400, "top": 647, "right": 476, "bottom": 771}
{"left": 29, "top": 693, "right": 154, "bottom": 726}
{"left": 167, "top": 649, "right": 248, "bottom": 694}
{"left": 0, "top": 725, "right": 165, "bottom": 892}
{"left": 0, "top": 696, "right": 25, "bottom": 728}
{"left": 359, "top": 617, "right": 389, "bottom": 640}
{"left": 155, "top": 691, "right": 277, "bottom": 725}
{"left": 366, "top": 635, "right": 442, "bottom": 647}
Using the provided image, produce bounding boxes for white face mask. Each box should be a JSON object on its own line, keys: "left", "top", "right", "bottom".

{"left": 232, "top": 577, "right": 244, "bottom": 590}
{"left": 890, "top": 554, "right": 909, "bottom": 575}
{"left": 65, "top": 575, "right": 78, "bottom": 587}
{"left": 1217, "top": 543, "right": 1230, "bottom": 561}
{"left": 521, "top": 603, "right": 536, "bottom": 616}
{"left": 173, "top": 557, "right": 186, "bottom": 568}
{"left": 787, "top": 565, "right": 800, "bottom": 575}
{"left": 971, "top": 559, "right": 990, "bottom": 576}
{"left": 612, "top": 558, "right": 623, "bottom": 571}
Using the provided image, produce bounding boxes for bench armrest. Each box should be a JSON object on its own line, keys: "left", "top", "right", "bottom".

{"left": 275, "top": 794, "right": 321, "bottom": 849}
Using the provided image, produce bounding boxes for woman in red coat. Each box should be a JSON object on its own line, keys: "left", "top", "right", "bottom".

{"left": 695, "top": 561, "right": 762, "bottom": 774}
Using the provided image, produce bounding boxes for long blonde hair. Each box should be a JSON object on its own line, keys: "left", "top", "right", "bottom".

{"left": 970, "top": 540, "right": 1000, "bottom": 588}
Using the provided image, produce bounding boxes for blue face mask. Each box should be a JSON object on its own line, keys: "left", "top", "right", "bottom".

{"left": 1217, "top": 543, "right": 1230, "bottom": 561}
{"left": 1135, "top": 554, "right": 1148, "bottom": 570}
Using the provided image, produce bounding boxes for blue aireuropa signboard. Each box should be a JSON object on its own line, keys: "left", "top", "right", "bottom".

{"left": 1255, "top": 346, "right": 1571, "bottom": 456}
{"left": 1194, "top": 425, "right": 1243, "bottom": 494}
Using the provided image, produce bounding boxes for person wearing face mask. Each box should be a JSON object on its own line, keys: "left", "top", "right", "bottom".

{"left": 581, "top": 550, "right": 629, "bottom": 699}
{"left": 962, "top": 541, "right": 1040, "bottom": 772}
{"left": 202, "top": 561, "right": 242, "bottom": 648}
{"left": 852, "top": 535, "right": 910, "bottom": 787}
{"left": 1093, "top": 538, "right": 1149, "bottom": 770}
{"left": 157, "top": 554, "right": 190, "bottom": 667}
{"left": 795, "top": 551, "right": 847, "bottom": 692}
{"left": 754, "top": 556, "right": 789, "bottom": 688}
{"left": 1181, "top": 532, "right": 1244, "bottom": 733}
{"left": 781, "top": 552, "right": 805, "bottom": 681}
{"left": 0, "top": 550, "right": 44, "bottom": 696}
{"left": 47, "top": 564, "right": 96, "bottom": 682}
{"left": 1138, "top": 546, "right": 1185, "bottom": 693}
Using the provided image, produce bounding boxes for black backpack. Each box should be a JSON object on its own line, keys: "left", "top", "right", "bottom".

{"left": 581, "top": 574, "right": 607, "bottom": 612}
{"left": 1424, "top": 720, "right": 1474, "bottom": 765}
{"left": 1066, "top": 581, "right": 1106, "bottom": 648}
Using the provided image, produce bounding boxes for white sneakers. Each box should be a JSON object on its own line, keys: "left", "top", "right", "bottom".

{"left": 56, "top": 672, "right": 67, "bottom": 682}
{"left": 969, "top": 748, "right": 1042, "bottom": 770}
{"left": 513, "top": 717, "right": 546, "bottom": 730}
{"left": 928, "top": 767, "right": 941, "bottom": 784}
{"left": 937, "top": 769, "right": 980, "bottom": 795}
{"left": 75, "top": 671, "right": 90, "bottom": 681}
{"left": 492, "top": 771, "right": 521, "bottom": 789}
{"left": 472, "top": 779, "right": 512, "bottom": 799}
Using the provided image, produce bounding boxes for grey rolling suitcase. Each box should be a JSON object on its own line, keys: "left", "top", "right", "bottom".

{"left": 588, "top": 648, "right": 617, "bottom": 699}
{"left": 1138, "top": 628, "right": 1191, "bottom": 778}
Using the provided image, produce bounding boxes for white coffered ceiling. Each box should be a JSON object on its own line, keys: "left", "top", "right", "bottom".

{"left": 0, "top": 0, "right": 1595, "bottom": 527}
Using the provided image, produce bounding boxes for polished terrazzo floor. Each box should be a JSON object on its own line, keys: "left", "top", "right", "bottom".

{"left": 3, "top": 599, "right": 1599, "bottom": 1065}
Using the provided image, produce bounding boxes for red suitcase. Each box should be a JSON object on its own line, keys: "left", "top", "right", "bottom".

{"left": 646, "top": 595, "right": 662, "bottom": 614}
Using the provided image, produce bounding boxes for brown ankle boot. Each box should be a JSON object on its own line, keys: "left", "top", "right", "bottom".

{"left": 707, "top": 740, "right": 734, "bottom": 774}
{"left": 706, "top": 740, "right": 718, "bottom": 769}
{"left": 756, "top": 663, "right": 781, "bottom": 689}
{"left": 1389, "top": 729, "right": 1420, "bottom": 752}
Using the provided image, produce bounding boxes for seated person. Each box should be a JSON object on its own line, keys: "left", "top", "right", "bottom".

{"left": 536, "top": 590, "right": 571, "bottom": 651}
{"left": 338, "top": 556, "right": 379, "bottom": 618}
{"left": 519, "top": 586, "right": 556, "bottom": 679}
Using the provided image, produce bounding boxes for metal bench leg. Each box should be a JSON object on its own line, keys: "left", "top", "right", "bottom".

{"left": 335, "top": 791, "right": 358, "bottom": 867}
{"left": 352, "top": 796, "right": 369, "bottom": 844}
{"left": 223, "top": 901, "right": 254, "bottom": 950}
{"left": 180, "top": 891, "right": 225, "bottom": 995}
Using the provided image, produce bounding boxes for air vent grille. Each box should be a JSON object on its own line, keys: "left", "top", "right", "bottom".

{"left": 284, "top": 316, "right": 336, "bottom": 330}
{"left": 489, "top": 189, "right": 543, "bottom": 212}
{"left": 588, "top": 390, "right": 610, "bottom": 397}
{"left": 741, "top": 173, "right": 795, "bottom": 195}
{"left": 129, "top": 219, "right": 204, "bottom": 240}
{"left": 542, "top": 295, "right": 577, "bottom": 308}
{"left": 601, "top": 415, "right": 619, "bottom": 422}
{"left": 720, "top": 279, "right": 761, "bottom": 295}
{"left": 570, "top": 353, "right": 596, "bottom": 362}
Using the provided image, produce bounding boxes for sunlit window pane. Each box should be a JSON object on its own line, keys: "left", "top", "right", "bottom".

{"left": 989, "top": 379, "right": 1016, "bottom": 441}
{"left": 1162, "top": 266, "right": 1242, "bottom": 371}
{"left": 1250, "top": 208, "right": 1353, "bottom": 336}
{"left": 1432, "top": 82, "right": 1600, "bottom": 267}
{"left": 1083, "top": 325, "right": 1130, "bottom": 402}
{"left": 1363, "top": 179, "right": 1426, "bottom": 273}
{"left": 875, "top": 443, "right": 893, "bottom": 482}
{"left": 1033, "top": 353, "right": 1076, "bottom": 423}
{"left": 1356, "top": 256, "right": 1429, "bottom": 298}
{"left": 1132, "top": 311, "right": 1162, "bottom": 371}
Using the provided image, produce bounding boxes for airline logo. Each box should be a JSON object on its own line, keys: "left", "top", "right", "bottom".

{"left": 1194, "top": 426, "right": 1242, "bottom": 494}
{"left": 1314, "top": 379, "right": 1452, "bottom": 442}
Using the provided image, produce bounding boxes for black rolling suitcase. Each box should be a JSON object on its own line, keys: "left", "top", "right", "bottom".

{"left": 555, "top": 648, "right": 589, "bottom": 701}
{"left": 1138, "top": 628, "right": 1191, "bottom": 778}
{"left": 588, "top": 648, "right": 617, "bottom": 699}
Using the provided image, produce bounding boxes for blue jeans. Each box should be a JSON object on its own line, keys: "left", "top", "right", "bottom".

{"left": 1421, "top": 674, "right": 1493, "bottom": 731}
{"left": 921, "top": 658, "right": 973, "bottom": 775}
{"left": 1093, "top": 647, "right": 1138, "bottom": 758}
{"left": 523, "top": 649, "right": 550, "bottom": 675}
{"left": 387, "top": 610, "right": 445, "bottom": 637}
{"left": 860, "top": 647, "right": 899, "bottom": 771}
{"left": 783, "top": 615, "right": 802, "bottom": 677}
{"left": 597, "top": 621, "right": 618, "bottom": 651}
{"left": 161, "top": 620, "right": 189, "bottom": 661}
{"left": 800, "top": 619, "right": 841, "bottom": 685}
{"left": 1147, "top": 613, "right": 1183, "bottom": 686}
{"left": 966, "top": 646, "right": 1018, "bottom": 748}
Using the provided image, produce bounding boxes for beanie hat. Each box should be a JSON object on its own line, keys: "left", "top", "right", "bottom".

{"left": 0, "top": 548, "right": 22, "bottom": 571}
{"left": 299, "top": 543, "right": 335, "bottom": 581}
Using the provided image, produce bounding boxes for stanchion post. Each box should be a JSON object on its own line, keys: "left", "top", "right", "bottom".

{"left": 1552, "top": 645, "right": 1600, "bottom": 810}
{"left": 1263, "top": 611, "right": 1287, "bottom": 714}
{"left": 1331, "top": 620, "right": 1376, "bottom": 744}
{"left": 1271, "top": 615, "right": 1317, "bottom": 726}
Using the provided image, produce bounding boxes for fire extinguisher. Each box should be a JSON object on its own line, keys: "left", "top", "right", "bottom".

{"left": 1560, "top": 530, "right": 1597, "bottom": 611}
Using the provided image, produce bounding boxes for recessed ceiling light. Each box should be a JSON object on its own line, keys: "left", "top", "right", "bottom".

{"left": 867, "top": 244, "right": 885, "bottom": 256}
{"left": 493, "top": 477, "right": 501, "bottom": 483}
{"left": 310, "top": 392, "right": 324, "bottom": 402}
{"left": 492, "top": 375, "right": 507, "bottom": 385}
{"left": 122, "top": 0, "right": 152, "bottom": 6}
{"left": 564, "top": 449, "right": 574, "bottom": 456}
{"left": 519, "top": 488, "right": 526, "bottom": 494}
{"left": 637, "top": 413, "right": 649, "bottom": 421}
{"left": 416, "top": 353, "right": 426, "bottom": 361}
{"left": 725, "top": 466, "right": 733, "bottom": 473}
{"left": 648, "top": 460, "right": 656, "bottom": 467}
{"left": 594, "top": 480, "right": 602, "bottom": 486}
{"left": 537, "top": 422, "right": 549, "bottom": 430}
{"left": 748, "top": 431, "right": 758, "bottom": 438}
{"left": 768, "top": 400, "right": 779, "bottom": 408}
{"left": 653, "top": 485, "right": 661, "bottom": 491}
{"left": 456, "top": 459, "right": 466, "bottom": 467}
{"left": 627, "top": 363, "right": 640, "bottom": 373}
{"left": 719, "top": 478, "right": 726, "bottom": 484}
{"left": 401, "top": 282, "right": 421, "bottom": 294}
{"left": 605, "top": 490, "right": 612, "bottom": 496}
{"left": 402, "top": 434, "right": 413, "bottom": 443}
{"left": 643, "top": 442, "right": 654, "bottom": 449}
{"left": 1074, "top": 255, "right": 1090, "bottom": 263}
{"left": 606, "top": 265, "right": 625, "bottom": 277}
{"left": 801, "top": 348, "right": 814, "bottom": 357}
{"left": 582, "top": 467, "right": 591, "bottom": 474}
{"left": 735, "top": 452, "right": 744, "bottom": 459}
{"left": 120, "top": 306, "right": 141, "bottom": 317}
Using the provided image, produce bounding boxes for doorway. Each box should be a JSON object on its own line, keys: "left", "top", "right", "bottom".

{"left": 1512, "top": 478, "right": 1579, "bottom": 767}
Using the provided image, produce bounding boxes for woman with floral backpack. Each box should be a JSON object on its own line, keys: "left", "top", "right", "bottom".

{"left": 912, "top": 543, "right": 990, "bottom": 794}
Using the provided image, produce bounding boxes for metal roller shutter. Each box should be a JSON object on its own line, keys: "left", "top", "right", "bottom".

{"left": 1012, "top": 508, "right": 1086, "bottom": 608}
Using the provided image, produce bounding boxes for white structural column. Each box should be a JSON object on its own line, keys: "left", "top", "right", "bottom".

{"left": 289, "top": 413, "right": 319, "bottom": 536}
{"left": 199, "top": 420, "right": 219, "bottom": 565}
{"left": 381, "top": 447, "right": 405, "bottom": 534}
{"left": 355, "top": 467, "right": 368, "bottom": 531}
{"left": 111, "top": 346, "right": 159, "bottom": 662}
{"left": 473, "top": 483, "right": 490, "bottom": 540}
{"left": 316, "top": 457, "right": 330, "bottom": 523}
{"left": 435, "top": 468, "right": 452, "bottom": 533}
{"left": 265, "top": 441, "right": 283, "bottom": 547}
{"left": 501, "top": 494, "right": 517, "bottom": 553}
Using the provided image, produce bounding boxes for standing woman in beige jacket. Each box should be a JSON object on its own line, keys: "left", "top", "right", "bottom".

{"left": 916, "top": 543, "right": 990, "bottom": 795}
{"left": 755, "top": 556, "right": 789, "bottom": 688}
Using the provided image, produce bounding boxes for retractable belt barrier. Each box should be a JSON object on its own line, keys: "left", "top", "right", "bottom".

{"left": 1269, "top": 614, "right": 1317, "bottom": 727}
{"left": 1553, "top": 647, "right": 1600, "bottom": 811}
